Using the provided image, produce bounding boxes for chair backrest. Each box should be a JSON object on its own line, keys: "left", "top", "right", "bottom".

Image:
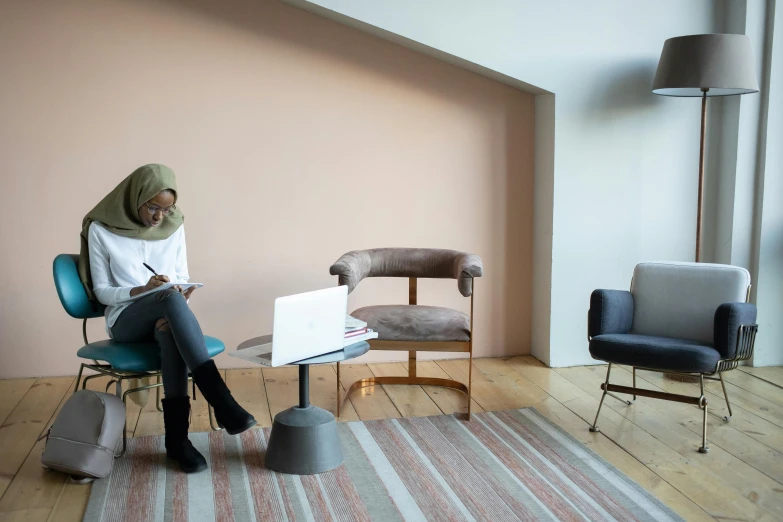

{"left": 630, "top": 262, "right": 750, "bottom": 345}
{"left": 53, "top": 254, "right": 105, "bottom": 319}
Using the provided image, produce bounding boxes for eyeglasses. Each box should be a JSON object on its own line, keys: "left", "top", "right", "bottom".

{"left": 143, "top": 202, "right": 177, "bottom": 216}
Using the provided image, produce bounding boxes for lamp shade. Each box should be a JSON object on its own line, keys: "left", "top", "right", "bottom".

{"left": 652, "top": 34, "right": 759, "bottom": 97}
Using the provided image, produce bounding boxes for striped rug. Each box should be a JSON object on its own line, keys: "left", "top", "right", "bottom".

{"left": 84, "top": 409, "right": 681, "bottom": 521}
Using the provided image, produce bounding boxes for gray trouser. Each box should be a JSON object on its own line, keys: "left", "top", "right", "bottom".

{"left": 112, "top": 289, "right": 210, "bottom": 398}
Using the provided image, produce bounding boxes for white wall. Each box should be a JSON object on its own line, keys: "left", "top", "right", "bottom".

{"left": 285, "top": 0, "right": 725, "bottom": 366}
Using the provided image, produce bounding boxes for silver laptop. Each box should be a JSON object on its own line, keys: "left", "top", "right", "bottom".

{"left": 241, "top": 286, "right": 348, "bottom": 367}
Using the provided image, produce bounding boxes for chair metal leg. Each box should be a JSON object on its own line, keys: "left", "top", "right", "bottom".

{"left": 81, "top": 373, "right": 103, "bottom": 390}
{"left": 119, "top": 388, "right": 130, "bottom": 457}
{"left": 336, "top": 362, "right": 341, "bottom": 418}
{"left": 632, "top": 366, "right": 637, "bottom": 403}
{"left": 719, "top": 372, "right": 733, "bottom": 422}
{"left": 698, "top": 374, "right": 709, "bottom": 454}
{"left": 74, "top": 364, "right": 86, "bottom": 394}
{"left": 156, "top": 375, "right": 164, "bottom": 412}
{"left": 590, "top": 364, "right": 612, "bottom": 433}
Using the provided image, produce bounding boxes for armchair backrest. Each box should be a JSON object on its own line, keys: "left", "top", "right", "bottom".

{"left": 330, "top": 248, "right": 483, "bottom": 297}
{"left": 630, "top": 262, "right": 750, "bottom": 344}
{"left": 53, "top": 254, "right": 105, "bottom": 319}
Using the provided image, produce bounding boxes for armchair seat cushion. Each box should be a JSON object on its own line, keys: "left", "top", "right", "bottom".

{"left": 352, "top": 305, "right": 470, "bottom": 342}
{"left": 77, "top": 336, "right": 225, "bottom": 373}
{"left": 590, "top": 334, "right": 721, "bottom": 373}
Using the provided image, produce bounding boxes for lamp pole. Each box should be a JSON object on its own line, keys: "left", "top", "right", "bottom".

{"left": 696, "top": 87, "right": 708, "bottom": 262}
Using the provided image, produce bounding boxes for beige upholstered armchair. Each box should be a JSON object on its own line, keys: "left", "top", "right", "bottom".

{"left": 330, "top": 248, "right": 483, "bottom": 419}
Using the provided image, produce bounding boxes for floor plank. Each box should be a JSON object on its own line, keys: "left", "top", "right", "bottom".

{"left": 327, "top": 364, "right": 361, "bottom": 422}
{"left": 401, "top": 360, "right": 484, "bottom": 416}
{"left": 336, "top": 364, "right": 401, "bottom": 421}
{"left": 0, "top": 379, "right": 36, "bottom": 427}
{"left": 724, "top": 368, "right": 783, "bottom": 408}
{"left": 46, "top": 481, "right": 91, "bottom": 522}
{"left": 191, "top": 371, "right": 225, "bottom": 433}
{"left": 740, "top": 366, "right": 783, "bottom": 388}
{"left": 0, "top": 377, "right": 74, "bottom": 502}
{"left": 225, "top": 368, "right": 273, "bottom": 428}
{"left": 0, "top": 508, "right": 51, "bottom": 522}
{"left": 368, "top": 362, "right": 443, "bottom": 417}
{"left": 436, "top": 359, "right": 520, "bottom": 412}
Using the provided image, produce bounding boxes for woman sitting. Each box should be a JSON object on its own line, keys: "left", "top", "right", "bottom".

{"left": 78, "top": 163, "right": 255, "bottom": 473}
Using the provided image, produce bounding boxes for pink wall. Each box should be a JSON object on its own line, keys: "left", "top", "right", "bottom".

{"left": 0, "top": 0, "right": 534, "bottom": 378}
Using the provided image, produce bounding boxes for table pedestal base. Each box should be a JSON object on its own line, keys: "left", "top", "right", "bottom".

{"left": 265, "top": 405, "right": 343, "bottom": 475}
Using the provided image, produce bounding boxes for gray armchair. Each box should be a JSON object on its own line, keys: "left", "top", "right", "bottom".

{"left": 588, "top": 262, "right": 758, "bottom": 453}
{"left": 330, "top": 248, "right": 483, "bottom": 419}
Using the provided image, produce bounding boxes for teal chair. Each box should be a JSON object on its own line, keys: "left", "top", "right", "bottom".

{"left": 53, "top": 254, "right": 225, "bottom": 455}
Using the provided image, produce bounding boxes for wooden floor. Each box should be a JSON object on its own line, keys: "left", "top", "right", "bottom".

{"left": 1, "top": 358, "right": 783, "bottom": 521}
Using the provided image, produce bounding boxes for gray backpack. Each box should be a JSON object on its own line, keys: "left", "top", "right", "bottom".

{"left": 41, "top": 390, "right": 126, "bottom": 482}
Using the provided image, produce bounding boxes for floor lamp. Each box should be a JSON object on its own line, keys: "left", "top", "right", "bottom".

{"left": 652, "top": 34, "right": 758, "bottom": 262}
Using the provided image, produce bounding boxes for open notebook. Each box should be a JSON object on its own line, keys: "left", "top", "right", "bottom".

{"left": 129, "top": 282, "right": 202, "bottom": 300}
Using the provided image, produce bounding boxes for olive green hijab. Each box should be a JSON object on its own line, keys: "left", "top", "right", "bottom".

{"left": 78, "top": 164, "right": 185, "bottom": 300}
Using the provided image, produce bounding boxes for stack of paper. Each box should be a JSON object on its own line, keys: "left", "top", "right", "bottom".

{"left": 344, "top": 315, "right": 378, "bottom": 346}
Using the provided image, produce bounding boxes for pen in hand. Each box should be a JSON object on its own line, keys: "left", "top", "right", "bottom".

{"left": 142, "top": 262, "right": 184, "bottom": 295}
{"left": 142, "top": 262, "right": 170, "bottom": 289}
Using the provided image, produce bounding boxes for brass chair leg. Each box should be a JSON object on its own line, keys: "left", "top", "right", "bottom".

{"left": 719, "top": 372, "right": 733, "bottom": 422}
{"left": 698, "top": 374, "right": 710, "bottom": 453}
{"left": 467, "top": 351, "right": 473, "bottom": 421}
{"left": 590, "top": 364, "right": 612, "bottom": 433}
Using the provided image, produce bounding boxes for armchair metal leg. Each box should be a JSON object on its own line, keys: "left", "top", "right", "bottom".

{"left": 719, "top": 372, "right": 733, "bottom": 422}
{"left": 698, "top": 375, "right": 710, "bottom": 454}
{"left": 607, "top": 391, "right": 634, "bottom": 406}
{"left": 590, "top": 364, "right": 612, "bottom": 433}
{"left": 632, "top": 367, "right": 637, "bottom": 403}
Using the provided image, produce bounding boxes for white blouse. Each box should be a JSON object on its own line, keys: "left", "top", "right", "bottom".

{"left": 88, "top": 222, "right": 189, "bottom": 334}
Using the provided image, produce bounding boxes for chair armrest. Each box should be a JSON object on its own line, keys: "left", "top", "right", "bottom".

{"left": 454, "top": 253, "right": 483, "bottom": 297}
{"left": 714, "top": 303, "right": 757, "bottom": 360}
{"left": 589, "top": 290, "right": 634, "bottom": 339}
{"left": 329, "top": 250, "right": 372, "bottom": 294}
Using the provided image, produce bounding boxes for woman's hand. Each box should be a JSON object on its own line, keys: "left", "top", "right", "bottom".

{"left": 171, "top": 284, "right": 197, "bottom": 301}
{"left": 144, "top": 275, "right": 170, "bottom": 292}
{"left": 130, "top": 275, "right": 170, "bottom": 297}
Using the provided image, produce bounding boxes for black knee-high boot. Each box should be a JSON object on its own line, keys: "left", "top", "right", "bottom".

{"left": 192, "top": 360, "right": 257, "bottom": 435}
{"left": 162, "top": 397, "right": 208, "bottom": 473}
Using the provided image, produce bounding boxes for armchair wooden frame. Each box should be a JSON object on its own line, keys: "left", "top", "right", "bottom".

{"left": 337, "top": 276, "right": 474, "bottom": 420}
